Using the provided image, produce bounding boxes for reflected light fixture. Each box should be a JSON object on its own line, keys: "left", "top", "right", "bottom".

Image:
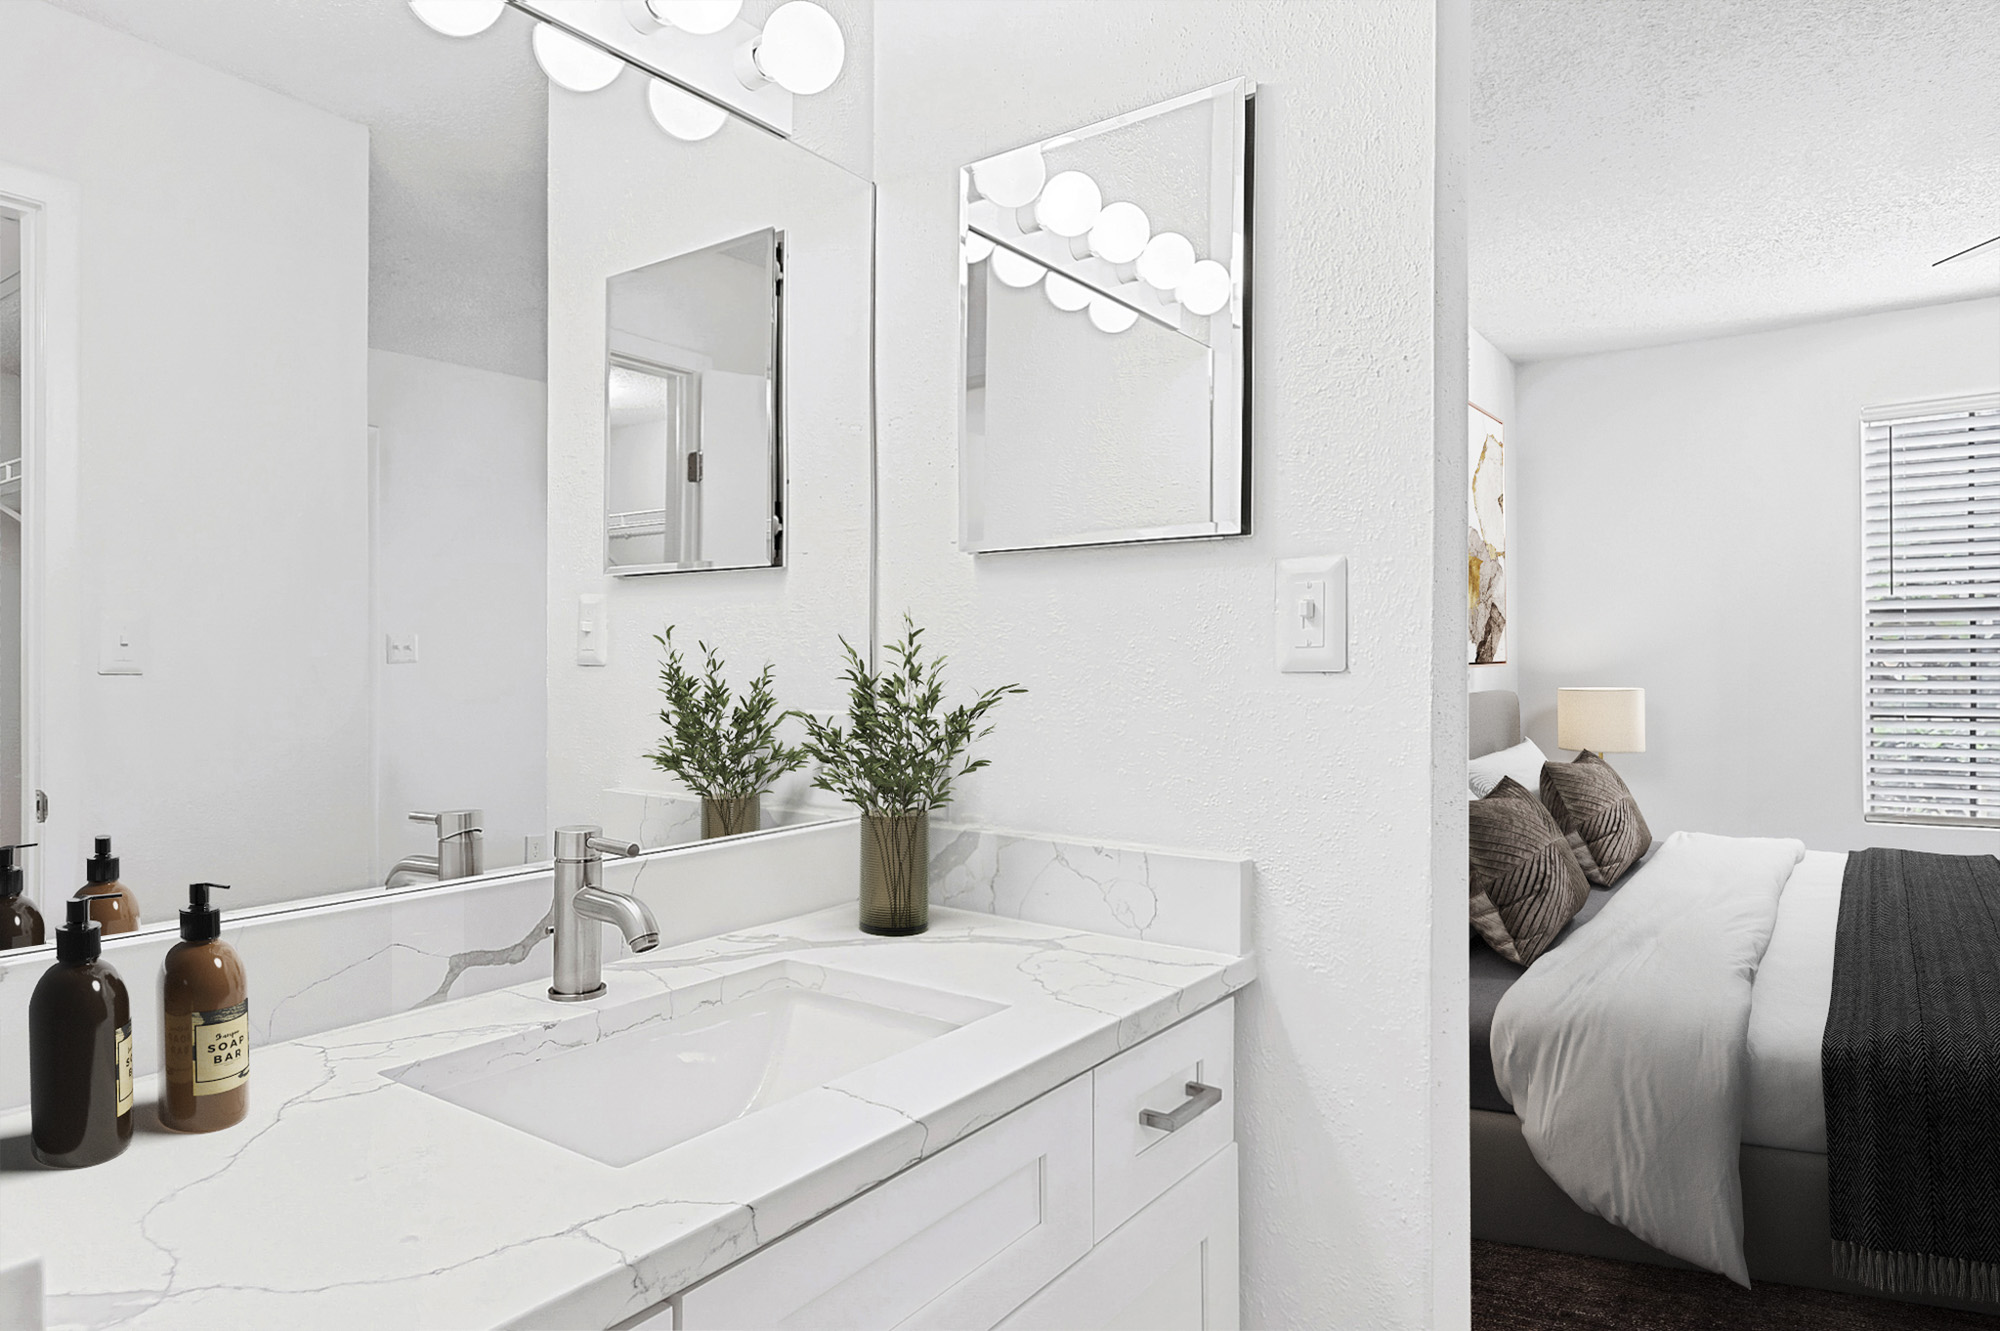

{"left": 1033, "top": 171, "right": 1102, "bottom": 239}
{"left": 971, "top": 147, "right": 1048, "bottom": 210}
{"left": 532, "top": 22, "right": 624, "bottom": 92}
{"left": 647, "top": 0, "right": 744, "bottom": 34}
{"left": 1087, "top": 295, "right": 1138, "bottom": 334}
{"left": 1176, "top": 259, "right": 1232, "bottom": 316}
{"left": 991, "top": 248, "right": 1043, "bottom": 289}
{"left": 962, "top": 231, "right": 996, "bottom": 265}
{"left": 647, "top": 78, "right": 727, "bottom": 141}
{"left": 1135, "top": 232, "right": 1196, "bottom": 291}
{"left": 1044, "top": 271, "right": 1092, "bottom": 313}
{"left": 408, "top": 0, "right": 505, "bottom": 37}
{"left": 737, "top": 1, "right": 845, "bottom": 96}
{"left": 1087, "top": 201, "right": 1150, "bottom": 265}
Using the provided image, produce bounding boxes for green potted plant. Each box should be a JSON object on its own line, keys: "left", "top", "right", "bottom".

{"left": 648, "top": 628, "right": 807, "bottom": 839}
{"left": 798, "top": 617, "right": 1024, "bottom": 935}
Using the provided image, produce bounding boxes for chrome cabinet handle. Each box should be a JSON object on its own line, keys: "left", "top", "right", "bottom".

{"left": 1140, "top": 1081, "right": 1222, "bottom": 1133}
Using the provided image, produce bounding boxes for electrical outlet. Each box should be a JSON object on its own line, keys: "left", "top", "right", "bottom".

{"left": 523, "top": 834, "right": 549, "bottom": 863}
{"left": 386, "top": 633, "right": 419, "bottom": 665}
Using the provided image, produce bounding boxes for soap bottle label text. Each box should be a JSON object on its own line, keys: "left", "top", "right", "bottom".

{"left": 191, "top": 1001, "right": 249, "bottom": 1096}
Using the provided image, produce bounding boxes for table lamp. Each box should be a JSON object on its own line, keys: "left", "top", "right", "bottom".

{"left": 1556, "top": 687, "right": 1645, "bottom": 755}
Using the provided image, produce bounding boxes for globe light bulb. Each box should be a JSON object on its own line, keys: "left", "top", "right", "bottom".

{"left": 409, "top": 0, "right": 504, "bottom": 37}
{"left": 1087, "top": 201, "right": 1150, "bottom": 265}
{"left": 1176, "top": 259, "right": 1232, "bottom": 317}
{"left": 961, "top": 231, "right": 995, "bottom": 265}
{"left": 647, "top": 79, "right": 727, "bottom": 142}
{"left": 648, "top": 0, "right": 743, "bottom": 34}
{"left": 1135, "top": 232, "right": 1196, "bottom": 292}
{"left": 532, "top": 23, "right": 624, "bottom": 93}
{"left": 1044, "top": 272, "right": 1092, "bottom": 313}
{"left": 1032, "top": 171, "right": 1102, "bottom": 239}
{"left": 970, "top": 147, "right": 1047, "bottom": 210}
{"left": 744, "top": 1, "right": 845, "bottom": 96}
{"left": 991, "top": 248, "right": 1042, "bottom": 289}
{"left": 1088, "top": 296, "right": 1139, "bottom": 334}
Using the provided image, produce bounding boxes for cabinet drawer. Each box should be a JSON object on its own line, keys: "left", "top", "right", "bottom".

{"left": 678, "top": 1075, "right": 1093, "bottom": 1330}
{"left": 1092, "top": 998, "right": 1234, "bottom": 1239}
{"left": 997, "top": 1144, "right": 1239, "bottom": 1331}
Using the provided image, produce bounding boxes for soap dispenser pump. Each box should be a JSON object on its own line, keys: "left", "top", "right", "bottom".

{"left": 29, "top": 893, "right": 134, "bottom": 1168}
{"left": 0, "top": 842, "right": 41, "bottom": 950}
{"left": 160, "top": 883, "right": 248, "bottom": 1133}
{"left": 77, "top": 835, "right": 140, "bottom": 936}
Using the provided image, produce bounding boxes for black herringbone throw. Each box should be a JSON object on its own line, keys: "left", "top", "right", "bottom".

{"left": 1824, "top": 848, "right": 2000, "bottom": 1302}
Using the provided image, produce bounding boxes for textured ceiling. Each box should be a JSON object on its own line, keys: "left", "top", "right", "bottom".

{"left": 40, "top": 0, "right": 549, "bottom": 380}
{"left": 1472, "top": 0, "right": 2000, "bottom": 361}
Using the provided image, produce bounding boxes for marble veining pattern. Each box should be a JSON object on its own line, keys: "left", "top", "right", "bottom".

{"left": 0, "top": 906, "right": 1251, "bottom": 1331}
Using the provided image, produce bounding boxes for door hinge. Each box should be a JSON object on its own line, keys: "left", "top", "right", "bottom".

{"left": 34, "top": 789, "right": 47, "bottom": 823}
{"left": 687, "top": 452, "right": 704, "bottom": 483}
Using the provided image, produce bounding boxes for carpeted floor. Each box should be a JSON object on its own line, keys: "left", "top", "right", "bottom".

{"left": 1472, "top": 1240, "right": 1997, "bottom": 1329}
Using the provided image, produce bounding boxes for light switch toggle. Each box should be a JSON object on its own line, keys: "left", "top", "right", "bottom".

{"left": 1276, "top": 557, "right": 1347, "bottom": 673}
{"left": 577, "top": 594, "right": 608, "bottom": 667}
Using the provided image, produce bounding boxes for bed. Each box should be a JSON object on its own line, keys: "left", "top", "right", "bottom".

{"left": 1466, "top": 690, "right": 2000, "bottom": 1316}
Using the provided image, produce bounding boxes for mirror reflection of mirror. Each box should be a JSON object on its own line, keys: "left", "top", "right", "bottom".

{"left": 604, "top": 228, "right": 782, "bottom": 575}
{"left": 960, "top": 79, "right": 1254, "bottom": 553}
{"left": 0, "top": 210, "right": 19, "bottom": 855}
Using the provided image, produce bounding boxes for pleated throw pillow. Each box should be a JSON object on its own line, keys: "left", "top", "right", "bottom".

{"left": 1540, "top": 750, "right": 1653, "bottom": 887}
{"left": 1469, "top": 777, "right": 1592, "bottom": 966}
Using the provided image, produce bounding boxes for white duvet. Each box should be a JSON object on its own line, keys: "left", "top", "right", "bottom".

{"left": 1491, "top": 831, "right": 1806, "bottom": 1285}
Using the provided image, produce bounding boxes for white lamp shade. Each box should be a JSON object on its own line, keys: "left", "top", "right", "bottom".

{"left": 970, "top": 148, "right": 1047, "bottom": 210}
{"left": 990, "top": 247, "right": 1042, "bottom": 289}
{"left": 1556, "top": 688, "right": 1646, "bottom": 754}
{"left": 1033, "top": 171, "right": 1102, "bottom": 238}
{"left": 1043, "top": 271, "right": 1091, "bottom": 312}
{"left": 1135, "top": 232, "right": 1196, "bottom": 291}
{"left": 961, "top": 231, "right": 995, "bottom": 265}
{"left": 1175, "top": 259, "right": 1232, "bottom": 316}
{"left": 1087, "top": 295, "right": 1138, "bottom": 334}
{"left": 410, "top": 0, "right": 505, "bottom": 37}
{"left": 750, "top": 1, "right": 845, "bottom": 95}
{"left": 648, "top": 0, "right": 743, "bottom": 34}
{"left": 532, "top": 23, "right": 624, "bottom": 92}
{"left": 1087, "top": 201, "right": 1150, "bottom": 264}
{"left": 646, "top": 79, "right": 727, "bottom": 141}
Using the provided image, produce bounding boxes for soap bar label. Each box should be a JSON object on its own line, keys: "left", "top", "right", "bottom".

{"left": 115, "top": 1023, "right": 134, "bottom": 1117}
{"left": 192, "top": 1001, "right": 249, "bottom": 1096}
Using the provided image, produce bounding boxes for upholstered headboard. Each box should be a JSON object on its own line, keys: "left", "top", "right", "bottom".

{"left": 1469, "top": 689, "right": 1521, "bottom": 759}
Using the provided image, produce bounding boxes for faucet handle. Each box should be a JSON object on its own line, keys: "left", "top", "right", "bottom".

{"left": 411, "top": 809, "right": 484, "bottom": 837}
{"left": 409, "top": 810, "right": 441, "bottom": 825}
{"left": 587, "top": 836, "right": 641, "bottom": 859}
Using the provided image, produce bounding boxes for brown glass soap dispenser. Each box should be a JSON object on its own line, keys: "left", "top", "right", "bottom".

{"left": 0, "top": 843, "right": 42, "bottom": 950}
{"left": 77, "top": 835, "right": 140, "bottom": 936}
{"left": 160, "top": 883, "right": 248, "bottom": 1133}
{"left": 29, "top": 893, "right": 134, "bottom": 1168}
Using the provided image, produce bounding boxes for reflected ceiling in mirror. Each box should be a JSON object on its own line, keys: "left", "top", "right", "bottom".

{"left": 958, "top": 79, "right": 1254, "bottom": 554}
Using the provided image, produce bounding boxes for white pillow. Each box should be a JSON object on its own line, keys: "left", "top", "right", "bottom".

{"left": 1468, "top": 738, "right": 1549, "bottom": 799}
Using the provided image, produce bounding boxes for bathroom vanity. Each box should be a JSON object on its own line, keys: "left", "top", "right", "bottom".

{"left": 0, "top": 894, "right": 1251, "bottom": 1329}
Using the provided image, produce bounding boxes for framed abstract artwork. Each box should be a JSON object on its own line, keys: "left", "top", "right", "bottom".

{"left": 1469, "top": 404, "right": 1506, "bottom": 664}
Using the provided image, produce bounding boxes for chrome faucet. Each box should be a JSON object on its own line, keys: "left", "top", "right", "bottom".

{"left": 549, "top": 825, "right": 658, "bottom": 1001}
{"left": 386, "top": 809, "right": 485, "bottom": 888}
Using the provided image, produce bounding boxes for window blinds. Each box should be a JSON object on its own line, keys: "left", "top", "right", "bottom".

{"left": 1862, "top": 396, "right": 2000, "bottom": 826}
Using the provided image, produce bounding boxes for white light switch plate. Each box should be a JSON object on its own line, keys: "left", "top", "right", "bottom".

{"left": 385, "top": 633, "right": 419, "bottom": 665}
{"left": 578, "top": 594, "right": 608, "bottom": 666}
{"left": 97, "top": 618, "right": 146, "bottom": 676}
{"left": 1276, "top": 556, "right": 1347, "bottom": 672}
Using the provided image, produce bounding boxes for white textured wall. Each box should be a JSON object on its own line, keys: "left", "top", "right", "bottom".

{"left": 0, "top": 1, "right": 370, "bottom": 916}
{"left": 369, "top": 349, "right": 548, "bottom": 879}
{"left": 546, "top": 77, "right": 873, "bottom": 830}
{"left": 1517, "top": 296, "right": 2000, "bottom": 855}
{"left": 1468, "top": 326, "right": 1516, "bottom": 695}
{"left": 873, "top": 3, "right": 1468, "bottom": 1325}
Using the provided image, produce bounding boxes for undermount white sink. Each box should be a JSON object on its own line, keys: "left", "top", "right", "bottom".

{"left": 389, "top": 962, "right": 1003, "bottom": 1167}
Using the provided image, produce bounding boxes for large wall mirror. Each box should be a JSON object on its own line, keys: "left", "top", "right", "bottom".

{"left": 0, "top": 0, "right": 872, "bottom": 953}
{"left": 959, "top": 79, "right": 1254, "bottom": 553}
{"left": 605, "top": 228, "right": 783, "bottom": 576}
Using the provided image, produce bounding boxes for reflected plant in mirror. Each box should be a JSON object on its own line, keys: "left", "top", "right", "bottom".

{"left": 605, "top": 228, "right": 783, "bottom": 576}
{"left": 798, "top": 618, "right": 1025, "bottom": 936}
{"left": 648, "top": 628, "right": 806, "bottom": 839}
{"left": 959, "top": 79, "right": 1254, "bottom": 553}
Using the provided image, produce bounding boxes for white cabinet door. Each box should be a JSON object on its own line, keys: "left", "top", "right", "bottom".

{"left": 1092, "top": 999, "right": 1235, "bottom": 1240}
{"left": 678, "top": 1075, "right": 1093, "bottom": 1330}
{"left": 996, "top": 1145, "right": 1239, "bottom": 1331}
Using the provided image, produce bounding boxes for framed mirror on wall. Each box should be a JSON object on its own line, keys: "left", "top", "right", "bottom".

{"left": 958, "top": 79, "right": 1254, "bottom": 554}
{"left": 604, "top": 228, "right": 783, "bottom": 577}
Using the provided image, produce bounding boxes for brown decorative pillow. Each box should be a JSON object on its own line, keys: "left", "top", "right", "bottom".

{"left": 1540, "top": 751, "right": 1652, "bottom": 886}
{"left": 1469, "top": 777, "right": 1592, "bottom": 966}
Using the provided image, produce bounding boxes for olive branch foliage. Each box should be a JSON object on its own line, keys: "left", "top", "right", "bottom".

{"left": 797, "top": 616, "right": 1025, "bottom": 817}
{"left": 647, "top": 628, "right": 807, "bottom": 799}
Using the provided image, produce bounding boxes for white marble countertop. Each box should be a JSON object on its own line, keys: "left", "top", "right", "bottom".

{"left": 1, "top": 905, "right": 1253, "bottom": 1330}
